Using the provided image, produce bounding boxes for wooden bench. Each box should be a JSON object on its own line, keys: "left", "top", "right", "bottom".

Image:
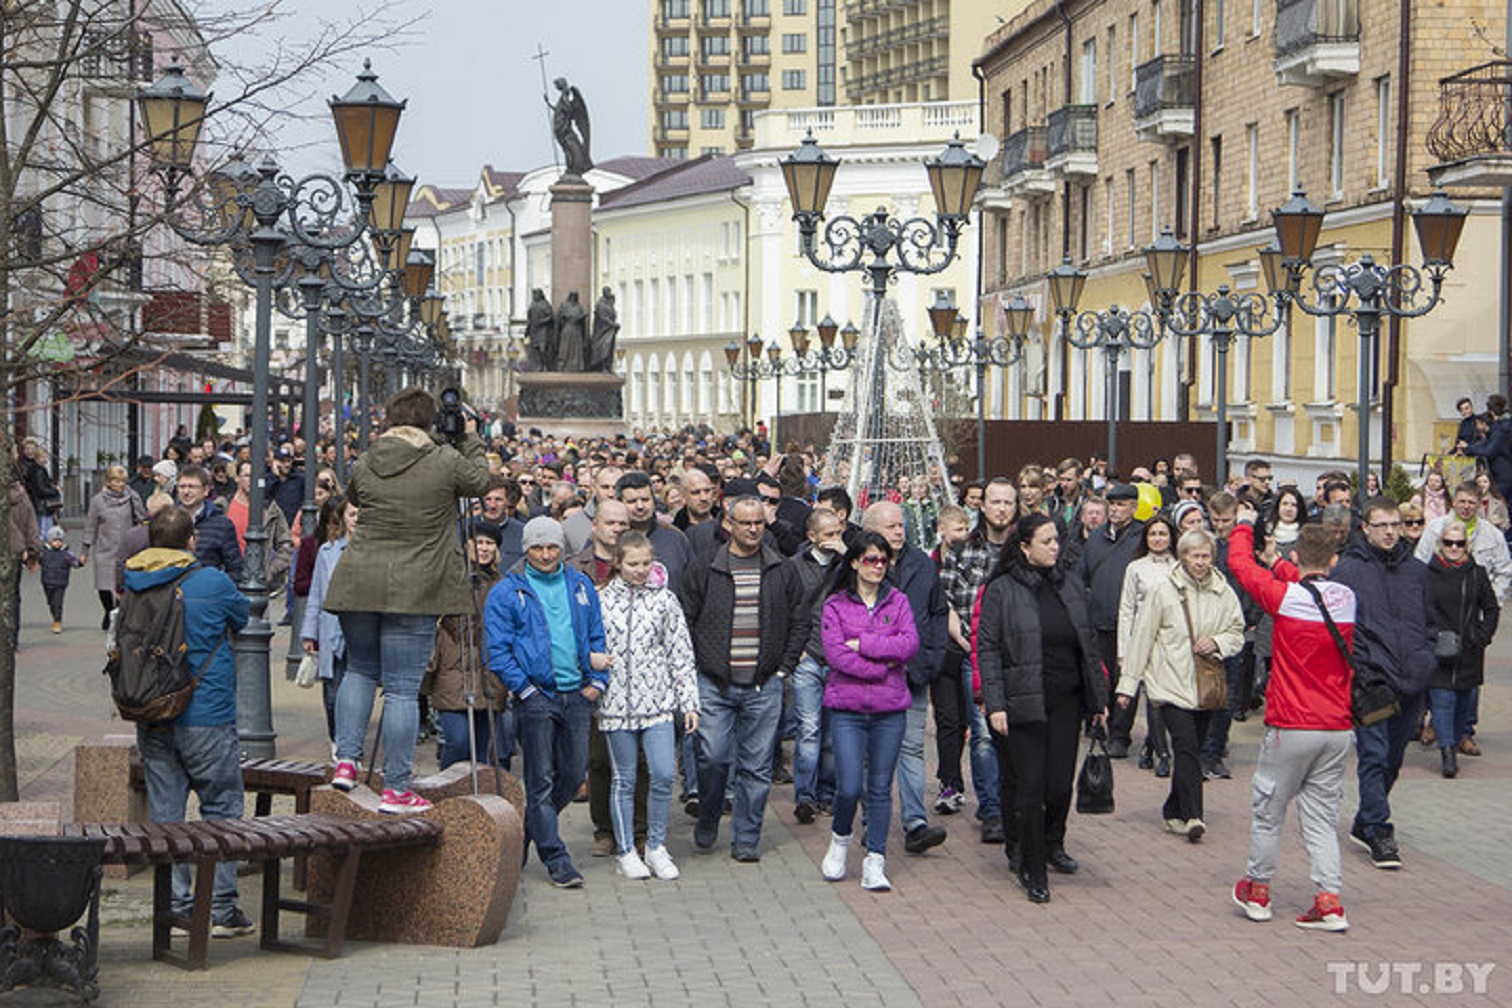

{"left": 128, "top": 755, "right": 330, "bottom": 889}
{"left": 62, "top": 813, "right": 441, "bottom": 971}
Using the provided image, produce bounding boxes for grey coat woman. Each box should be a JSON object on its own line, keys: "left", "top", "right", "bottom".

{"left": 82, "top": 466, "right": 147, "bottom": 623}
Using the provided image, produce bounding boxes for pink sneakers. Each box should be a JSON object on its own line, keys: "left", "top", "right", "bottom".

{"left": 379, "top": 789, "right": 433, "bottom": 814}
{"left": 1232, "top": 877, "right": 1272, "bottom": 922}
{"left": 330, "top": 760, "right": 358, "bottom": 792}
{"left": 1295, "top": 892, "right": 1349, "bottom": 932}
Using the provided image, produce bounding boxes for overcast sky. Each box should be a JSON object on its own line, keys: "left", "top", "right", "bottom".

{"left": 208, "top": 1, "right": 652, "bottom": 189}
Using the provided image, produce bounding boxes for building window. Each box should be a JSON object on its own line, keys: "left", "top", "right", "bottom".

{"left": 816, "top": 0, "right": 836, "bottom": 105}
{"left": 1104, "top": 176, "right": 1115, "bottom": 256}
{"left": 1152, "top": 0, "right": 1162, "bottom": 53}
{"left": 746, "top": 0, "right": 769, "bottom": 16}
{"left": 1214, "top": 0, "right": 1225, "bottom": 46}
{"left": 1078, "top": 184, "right": 1091, "bottom": 262}
{"left": 1128, "top": 12, "right": 1139, "bottom": 92}
{"left": 1328, "top": 91, "right": 1345, "bottom": 198}
{"left": 1245, "top": 123, "right": 1259, "bottom": 220}
{"left": 782, "top": 33, "right": 807, "bottom": 53}
{"left": 1252, "top": 0, "right": 1263, "bottom": 35}
{"left": 662, "top": 109, "right": 689, "bottom": 131}
{"left": 782, "top": 69, "right": 806, "bottom": 90}
{"left": 662, "top": 36, "right": 689, "bottom": 58}
{"left": 740, "top": 109, "right": 757, "bottom": 135}
{"left": 702, "top": 35, "right": 731, "bottom": 58}
{"left": 663, "top": 73, "right": 689, "bottom": 93}
{"left": 1126, "top": 168, "right": 1137, "bottom": 248}
{"left": 783, "top": 0, "right": 806, "bottom": 13}
{"left": 745, "top": 35, "right": 769, "bottom": 57}
{"left": 1174, "top": 147, "right": 1188, "bottom": 239}
{"left": 996, "top": 216, "right": 1008, "bottom": 285}
{"left": 1374, "top": 75, "right": 1391, "bottom": 189}
{"left": 663, "top": 0, "right": 690, "bottom": 17}
{"left": 1107, "top": 25, "right": 1117, "bottom": 103}
{"left": 1080, "top": 38, "right": 1097, "bottom": 105}
{"left": 1285, "top": 108, "right": 1299, "bottom": 194}
{"left": 702, "top": 73, "right": 731, "bottom": 97}
{"left": 1150, "top": 160, "right": 1161, "bottom": 242}
{"left": 742, "top": 72, "right": 769, "bottom": 95}
{"left": 700, "top": 145, "right": 725, "bottom": 155}
{"left": 705, "top": 0, "right": 731, "bottom": 17}
{"left": 1210, "top": 135, "right": 1222, "bottom": 229}
{"left": 663, "top": 146, "right": 688, "bottom": 160}
{"left": 702, "top": 108, "right": 726, "bottom": 129}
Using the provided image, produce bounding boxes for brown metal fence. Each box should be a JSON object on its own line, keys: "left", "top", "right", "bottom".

{"left": 774, "top": 414, "right": 1218, "bottom": 485}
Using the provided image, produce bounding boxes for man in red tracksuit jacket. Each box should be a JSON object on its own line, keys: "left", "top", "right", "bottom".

{"left": 1226, "top": 510, "right": 1355, "bottom": 932}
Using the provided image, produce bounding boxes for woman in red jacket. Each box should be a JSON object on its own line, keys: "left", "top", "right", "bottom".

{"left": 820, "top": 531, "right": 919, "bottom": 892}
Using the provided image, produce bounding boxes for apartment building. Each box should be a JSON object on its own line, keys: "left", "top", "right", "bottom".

{"left": 975, "top": 0, "right": 1506, "bottom": 484}
{"left": 842, "top": 0, "right": 1009, "bottom": 105}
{"left": 650, "top": 0, "right": 837, "bottom": 159}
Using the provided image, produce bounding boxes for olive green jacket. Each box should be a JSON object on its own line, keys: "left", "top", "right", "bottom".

{"left": 323, "top": 427, "right": 491, "bottom": 616}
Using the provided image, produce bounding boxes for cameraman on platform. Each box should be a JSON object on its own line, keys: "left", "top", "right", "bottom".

{"left": 324, "top": 387, "right": 493, "bottom": 813}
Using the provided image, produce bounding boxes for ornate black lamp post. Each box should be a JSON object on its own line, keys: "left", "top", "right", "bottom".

{"left": 1266, "top": 188, "right": 1466, "bottom": 497}
{"left": 137, "top": 58, "right": 406, "bottom": 756}
{"left": 1046, "top": 247, "right": 1169, "bottom": 477}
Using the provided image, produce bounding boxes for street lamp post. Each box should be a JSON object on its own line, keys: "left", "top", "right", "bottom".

{"left": 137, "top": 58, "right": 406, "bottom": 757}
{"left": 1046, "top": 255, "right": 1166, "bottom": 477}
{"left": 1266, "top": 189, "right": 1467, "bottom": 498}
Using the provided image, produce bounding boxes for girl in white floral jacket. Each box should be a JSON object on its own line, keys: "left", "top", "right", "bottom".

{"left": 597, "top": 531, "right": 699, "bottom": 880}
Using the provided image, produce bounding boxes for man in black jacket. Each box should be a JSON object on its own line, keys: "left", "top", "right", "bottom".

{"left": 865, "top": 501, "right": 949, "bottom": 854}
{"left": 175, "top": 464, "right": 243, "bottom": 583}
{"left": 1079, "top": 482, "right": 1144, "bottom": 757}
{"left": 678, "top": 495, "right": 809, "bottom": 862}
{"left": 786, "top": 508, "right": 846, "bottom": 824}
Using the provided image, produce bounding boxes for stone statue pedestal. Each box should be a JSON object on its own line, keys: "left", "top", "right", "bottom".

{"left": 549, "top": 177, "right": 594, "bottom": 308}
{"left": 517, "top": 370, "right": 624, "bottom": 439}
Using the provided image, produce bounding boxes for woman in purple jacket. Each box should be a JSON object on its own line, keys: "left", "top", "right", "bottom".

{"left": 820, "top": 531, "right": 919, "bottom": 891}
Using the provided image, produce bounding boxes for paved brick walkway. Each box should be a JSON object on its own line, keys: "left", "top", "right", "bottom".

{"left": 7, "top": 542, "right": 1511, "bottom": 1007}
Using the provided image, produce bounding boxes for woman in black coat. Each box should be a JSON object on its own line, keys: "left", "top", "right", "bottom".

{"left": 1426, "top": 519, "right": 1499, "bottom": 777}
{"left": 976, "top": 513, "right": 1109, "bottom": 904}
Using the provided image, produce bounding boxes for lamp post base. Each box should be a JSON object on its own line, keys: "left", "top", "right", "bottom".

{"left": 234, "top": 609, "right": 276, "bottom": 759}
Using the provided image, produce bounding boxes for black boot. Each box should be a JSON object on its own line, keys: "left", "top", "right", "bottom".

{"left": 1441, "top": 747, "right": 1458, "bottom": 779}
{"left": 1136, "top": 740, "right": 1154, "bottom": 771}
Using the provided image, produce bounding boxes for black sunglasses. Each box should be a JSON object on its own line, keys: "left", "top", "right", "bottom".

{"left": 760, "top": 495, "right": 781, "bottom": 505}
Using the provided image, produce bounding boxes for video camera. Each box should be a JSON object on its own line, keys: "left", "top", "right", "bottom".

{"left": 435, "top": 387, "right": 469, "bottom": 442}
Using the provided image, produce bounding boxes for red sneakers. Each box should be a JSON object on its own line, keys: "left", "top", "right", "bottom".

{"left": 330, "top": 760, "right": 358, "bottom": 792}
{"left": 1295, "top": 892, "right": 1349, "bottom": 932}
{"left": 379, "top": 789, "right": 433, "bottom": 814}
{"left": 1232, "top": 878, "right": 1272, "bottom": 921}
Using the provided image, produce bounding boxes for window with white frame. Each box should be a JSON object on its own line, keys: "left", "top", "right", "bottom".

{"left": 1328, "top": 92, "right": 1346, "bottom": 198}
{"left": 1107, "top": 26, "right": 1117, "bottom": 103}
{"left": 1245, "top": 122, "right": 1259, "bottom": 220}
{"left": 1104, "top": 175, "right": 1115, "bottom": 255}
{"left": 1080, "top": 39, "right": 1097, "bottom": 105}
{"left": 1149, "top": 160, "right": 1161, "bottom": 241}
{"left": 1126, "top": 168, "right": 1137, "bottom": 248}
{"left": 1251, "top": 0, "right": 1263, "bottom": 35}
{"left": 1374, "top": 75, "right": 1391, "bottom": 189}
{"left": 795, "top": 289, "right": 818, "bottom": 326}
{"left": 1128, "top": 12, "right": 1139, "bottom": 92}
{"left": 1285, "top": 108, "right": 1299, "bottom": 193}
{"left": 1214, "top": 0, "right": 1225, "bottom": 46}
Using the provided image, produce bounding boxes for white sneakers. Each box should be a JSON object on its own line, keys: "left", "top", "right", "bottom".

{"left": 822, "top": 832, "right": 851, "bottom": 881}
{"left": 860, "top": 852, "right": 891, "bottom": 892}
{"left": 644, "top": 846, "right": 680, "bottom": 880}
{"left": 617, "top": 850, "right": 652, "bottom": 880}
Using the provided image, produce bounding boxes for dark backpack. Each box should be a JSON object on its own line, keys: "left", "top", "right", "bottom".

{"left": 104, "top": 567, "right": 213, "bottom": 723}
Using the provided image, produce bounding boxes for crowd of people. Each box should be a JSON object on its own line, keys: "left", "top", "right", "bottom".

{"left": 10, "top": 390, "right": 1507, "bottom": 937}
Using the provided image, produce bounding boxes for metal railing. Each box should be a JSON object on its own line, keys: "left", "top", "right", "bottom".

{"left": 1427, "top": 60, "right": 1512, "bottom": 164}
{"left": 1047, "top": 105, "right": 1098, "bottom": 158}
{"left": 1275, "top": 0, "right": 1359, "bottom": 59}
{"left": 1004, "top": 125, "right": 1048, "bottom": 178}
{"left": 1134, "top": 55, "right": 1197, "bottom": 120}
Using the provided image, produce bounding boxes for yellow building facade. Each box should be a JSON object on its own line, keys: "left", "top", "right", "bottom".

{"left": 976, "top": 0, "right": 1505, "bottom": 486}
{"left": 842, "top": 0, "right": 1017, "bottom": 105}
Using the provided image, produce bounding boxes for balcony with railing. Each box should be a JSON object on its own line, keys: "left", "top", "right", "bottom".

{"left": 1134, "top": 55, "right": 1196, "bottom": 142}
{"left": 1427, "top": 60, "right": 1512, "bottom": 188}
{"left": 1274, "top": 0, "right": 1360, "bottom": 86}
{"left": 1003, "top": 125, "right": 1054, "bottom": 200}
{"left": 1046, "top": 105, "right": 1098, "bottom": 178}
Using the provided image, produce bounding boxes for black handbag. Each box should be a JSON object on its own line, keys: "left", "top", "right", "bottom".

{"left": 1076, "top": 724, "right": 1115, "bottom": 814}
{"left": 1299, "top": 580, "right": 1399, "bottom": 727}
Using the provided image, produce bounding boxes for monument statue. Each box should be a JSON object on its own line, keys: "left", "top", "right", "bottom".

{"left": 588, "top": 286, "right": 620, "bottom": 373}
{"left": 524, "top": 288, "right": 556, "bottom": 370}
{"left": 547, "top": 77, "right": 593, "bottom": 178}
{"left": 554, "top": 291, "right": 588, "bottom": 372}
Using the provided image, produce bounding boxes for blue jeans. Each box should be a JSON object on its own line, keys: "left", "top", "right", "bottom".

{"left": 334, "top": 612, "right": 437, "bottom": 794}
{"left": 695, "top": 676, "right": 781, "bottom": 850}
{"left": 897, "top": 684, "right": 930, "bottom": 830}
{"left": 962, "top": 657, "right": 1002, "bottom": 821}
{"left": 604, "top": 721, "right": 676, "bottom": 853}
{"left": 136, "top": 722, "right": 243, "bottom": 918}
{"left": 1429, "top": 687, "right": 1475, "bottom": 750}
{"left": 790, "top": 656, "right": 834, "bottom": 806}
{"left": 829, "top": 708, "right": 907, "bottom": 855}
{"left": 437, "top": 708, "right": 514, "bottom": 771}
{"left": 1352, "top": 690, "right": 1425, "bottom": 838}
{"left": 516, "top": 690, "right": 593, "bottom": 868}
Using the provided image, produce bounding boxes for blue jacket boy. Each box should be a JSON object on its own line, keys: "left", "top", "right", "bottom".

{"left": 486, "top": 559, "right": 607, "bottom": 699}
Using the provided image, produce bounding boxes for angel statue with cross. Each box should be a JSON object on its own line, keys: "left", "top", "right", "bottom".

{"left": 547, "top": 77, "right": 592, "bottom": 177}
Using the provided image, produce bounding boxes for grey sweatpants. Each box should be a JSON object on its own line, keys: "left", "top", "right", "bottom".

{"left": 1246, "top": 727, "right": 1351, "bottom": 894}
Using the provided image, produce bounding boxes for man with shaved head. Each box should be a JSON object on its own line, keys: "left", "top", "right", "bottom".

{"left": 864, "top": 500, "right": 950, "bottom": 854}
